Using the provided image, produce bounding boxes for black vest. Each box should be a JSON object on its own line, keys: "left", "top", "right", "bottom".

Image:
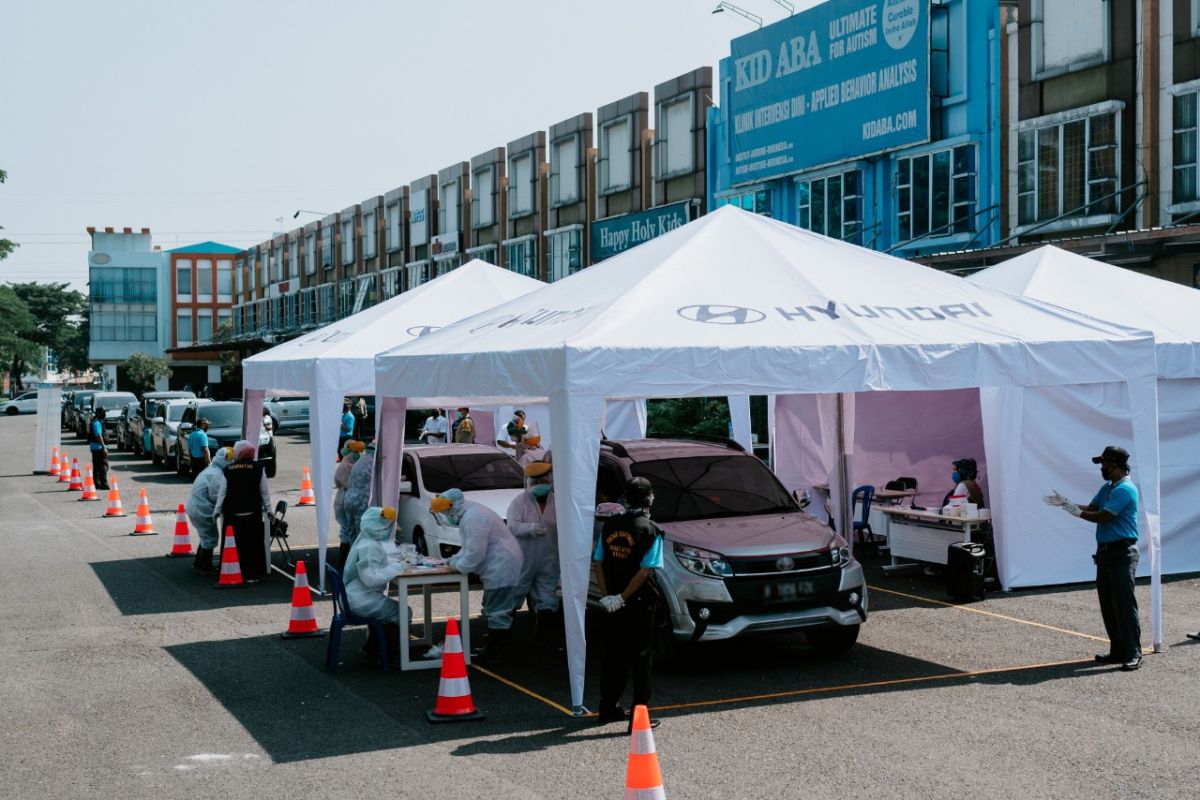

{"left": 598, "top": 511, "right": 661, "bottom": 602}
{"left": 223, "top": 460, "right": 264, "bottom": 515}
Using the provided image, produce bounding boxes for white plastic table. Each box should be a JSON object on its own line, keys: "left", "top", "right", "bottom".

{"left": 878, "top": 507, "right": 992, "bottom": 570}
{"left": 392, "top": 565, "right": 471, "bottom": 671}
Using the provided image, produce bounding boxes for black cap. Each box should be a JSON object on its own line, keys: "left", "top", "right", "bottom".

{"left": 1091, "top": 445, "right": 1130, "bottom": 466}
{"left": 624, "top": 477, "right": 654, "bottom": 508}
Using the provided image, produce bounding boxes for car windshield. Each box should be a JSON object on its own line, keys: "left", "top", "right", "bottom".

{"left": 167, "top": 406, "right": 187, "bottom": 422}
{"left": 200, "top": 406, "right": 243, "bottom": 428}
{"left": 420, "top": 452, "right": 525, "bottom": 493}
{"left": 630, "top": 454, "right": 798, "bottom": 523}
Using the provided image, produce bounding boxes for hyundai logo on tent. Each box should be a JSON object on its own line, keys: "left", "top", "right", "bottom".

{"left": 677, "top": 304, "right": 767, "bottom": 325}
{"left": 406, "top": 325, "right": 441, "bottom": 338}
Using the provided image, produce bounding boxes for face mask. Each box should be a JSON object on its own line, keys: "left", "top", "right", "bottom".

{"left": 531, "top": 483, "right": 552, "bottom": 499}
{"left": 951, "top": 471, "right": 962, "bottom": 483}
{"left": 456, "top": 412, "right": 465, "bottom": 421}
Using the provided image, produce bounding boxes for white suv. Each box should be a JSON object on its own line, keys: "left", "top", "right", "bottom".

{"left": 1, "top": 391, "right": 39, "bottom": 416}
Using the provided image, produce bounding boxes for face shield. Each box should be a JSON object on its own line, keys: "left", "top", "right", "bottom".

{"left": 524, "top": 461, "right": 552, "bottom": 498}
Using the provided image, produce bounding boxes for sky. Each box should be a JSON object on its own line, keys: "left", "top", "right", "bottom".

{"left": 0, "top": 0, "right": 821, "bottom": 294}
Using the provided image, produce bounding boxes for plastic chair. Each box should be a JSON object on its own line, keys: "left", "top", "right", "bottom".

{"left": 324, "top": 564, "right": 390, "bottom": 673}
{"left": 897, "top": 476, "right": 924, "bottom": 510}
{"left": 851, "top": 485, "right": 881, "bottom": 557}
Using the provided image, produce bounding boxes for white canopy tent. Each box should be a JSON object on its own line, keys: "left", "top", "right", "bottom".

{"left": 242, "top": 260, "right": 544, "bottom": 588}
{"left": 374, "top": 207, "right": 1162, "bottom": 712}
{"left": 969, "top": 245, "right": 1200, "bottom": 581}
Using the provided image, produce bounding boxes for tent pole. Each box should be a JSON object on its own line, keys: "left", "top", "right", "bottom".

{"left": 836, "top": 393, "right": 852, "bottom": 538}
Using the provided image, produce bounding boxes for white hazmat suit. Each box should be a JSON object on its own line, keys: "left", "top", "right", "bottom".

{"left": 343, "top": 507, "right": 407, "bottom": 623}
{"left": 507, "top": 480, "right": 559, "bottom": 613}
{"left": 438, "top": 491, "right": 523, "bottom": 632}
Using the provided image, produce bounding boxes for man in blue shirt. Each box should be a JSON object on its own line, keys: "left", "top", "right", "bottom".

{"left": 89, "top": 405, "right": 110, "bottom": 490}
{"left": 337, "top": 402, "right": 356, "bottom": 456}
{"left": 593, "top": 477, "right": 665, "bottom": 730}
{"left": 1043, "top": 445, "right": 1142, "bottom": 670}
{"left": 187, "top": 418, "right": 211, "bottom": 476}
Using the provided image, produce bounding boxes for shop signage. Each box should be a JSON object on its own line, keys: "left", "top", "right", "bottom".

{"left": 410, "top": 190, "right": 429, "bottom": 247}
{"left": 590, "top": 200, "right": 692, "bottom": 262}
{"left": 432, "top": 232, "right": 459, "bottom": 256}
{"left": 728, "top": 0, "right": 929, "bottom": 184}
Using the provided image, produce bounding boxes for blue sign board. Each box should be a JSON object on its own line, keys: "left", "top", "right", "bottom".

{"left": 590, "top": 201, "right": 692, "bottom": 261}
{"left": 728, "top": 0, "right": 929, "bottom": 185}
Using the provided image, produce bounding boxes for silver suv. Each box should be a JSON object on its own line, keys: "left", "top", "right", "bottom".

{"left": 593, "top": 437, "right": 867, "bottom": 655}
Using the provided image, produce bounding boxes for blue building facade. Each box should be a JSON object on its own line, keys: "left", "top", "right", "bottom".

{"left": 708, "top": 0, "right": 1002, "bottom": 258}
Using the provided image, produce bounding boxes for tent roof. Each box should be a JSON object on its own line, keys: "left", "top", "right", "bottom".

{"left": 243, "top": 259, "right": 542, "bottom": 394}
{"left": 375, "top": 207, "right": 1157, "bottom": 404}
{"left": 969, "top": 245, "right": 1200, "bottom": 378}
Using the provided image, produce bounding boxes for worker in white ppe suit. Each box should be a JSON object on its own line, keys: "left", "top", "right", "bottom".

{"left": 334, "top": 440, "right": 365, "bottom": 564}
{"left": 433, "top": 488, "right": 523, "bottom": 661}
{"left": 185, "top": 446, "right": 233, "bottom": 574}
{"left": 342, "top": 442, "right": 376, "bottom": 548}
{"left": 506, "top": 460, "right": 561, "bottom": 645}
{"left": 343, "top": 506, "right": 409, "bottom": 659}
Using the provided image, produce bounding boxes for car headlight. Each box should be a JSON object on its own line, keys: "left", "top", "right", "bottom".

{"left": 830, "top": 546, "right": 852, "bottom": 568}
{"left": 674, "top": 543, "right": 733, "bottom": 579}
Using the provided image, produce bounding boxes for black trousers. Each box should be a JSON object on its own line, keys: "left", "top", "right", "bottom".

{"left": 598, "top": 599, "right": 657, "bottom": 715}
{"left": 1096, "top": 544, "right": 1141, "bottom": 660}
{"left": 224, "top": 511, "right": 268, "bottom": 579}
{"left": 91, "top": 448, "right": 109, "bottom": 490}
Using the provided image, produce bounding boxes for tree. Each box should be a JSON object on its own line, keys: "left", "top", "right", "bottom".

{"left": 647, "top": 397, "right": 732, "bottom": 439}
{"left": 0, "top": 169, "right": 15, "bottom": 263}
{"left": 55, "top": 307, "right": 91, "bottom": 374}
{"left": 122, "top": 352, "right": 172, "bottom": 392}
{"left": 0, "top": 286, "right": 40, "bottom": 391}
{"left": 9, "top": 282, "right": 88, "bottom": 364}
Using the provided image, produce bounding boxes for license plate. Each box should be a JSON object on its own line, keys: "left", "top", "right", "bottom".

{"left": 762, "top": 579, "right": 815, "bottom": 603}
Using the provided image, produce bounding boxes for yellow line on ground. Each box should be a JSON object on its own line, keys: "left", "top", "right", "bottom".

{"left": 868, "top": 584, "right": 1109, "bottom": 643}
{"left": 650, "top": 657, "right": 1094, "bottom": 713}
{"left": 469, "top": 663, "right": 576, "bottom": 716}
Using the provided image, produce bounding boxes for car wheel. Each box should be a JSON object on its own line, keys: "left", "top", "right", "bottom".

{"left": 5, "top": 407, "right": 17, "bottom": 416}
{"left": 805, "top": 624, "right": 860, "bottom": 656}
{"left": 175, "top": 447, "right": 187, "bottom": 476}
{"left": 270, "top": 416, "right": 281, "bottom": 433}
{"left": 413, "top": 528, "right": 429, "bottom": 556}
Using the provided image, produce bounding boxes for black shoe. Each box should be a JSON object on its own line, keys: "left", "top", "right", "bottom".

{"left": 1121, "top": 655, "right": 1143, "bottom": 671}
{"left": 596, "top": 707, "right": 628, "bottom": 725}
{"left": 1094, "top": 653, "right": 1122, "bottom": 664}
{"left": 1186, "top": 632, "right": 1200, "bottom": 642}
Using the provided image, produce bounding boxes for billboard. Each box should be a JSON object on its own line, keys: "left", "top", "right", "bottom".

{"left": 590, "top": 201, "right": 692, "bottom": 262}
{"left": 728, "top": 0, "right": 929, "bottom": 184}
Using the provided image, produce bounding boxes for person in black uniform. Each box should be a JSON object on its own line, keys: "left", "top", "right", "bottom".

{"left": 219, "top": 440, "right": 272, "bottom": 582}
{"left": 593, "top": 477, "right": 664, "bottom": 730}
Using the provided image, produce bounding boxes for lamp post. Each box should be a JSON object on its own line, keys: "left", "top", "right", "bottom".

{"left": 293, "top": 209, "right": 330, "bottom": 220}
{"left": 711, "top": 2, "right": 762, "bottom": 28}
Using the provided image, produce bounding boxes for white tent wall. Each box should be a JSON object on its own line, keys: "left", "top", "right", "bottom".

{"left": 980, "top": 377, "right": 1163, "bottom": 648}
{"left": 728, "top": 394, "right": 753, "bottom": 451}
{"left": 308, "top": 386, "right": 344, "bottom": 590}
{"left": 602, "top": 399, "right": 646, "bottom": 439}
{"left": 1158, "top": 378, "right": 1200, "bottom": 574}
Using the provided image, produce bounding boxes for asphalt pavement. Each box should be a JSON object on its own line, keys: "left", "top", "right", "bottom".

{"left": 1, "top": 413, "right": 1198, "bottom": 799}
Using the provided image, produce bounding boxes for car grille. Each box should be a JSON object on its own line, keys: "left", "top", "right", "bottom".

{"left": 727, "top": 551, "right": 833, "bottom": 576}
{"left": 687, "top": 570, "right": 851, "bottom": 625}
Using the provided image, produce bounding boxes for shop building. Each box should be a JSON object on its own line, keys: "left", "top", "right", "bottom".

{"left": 468, "top": 147, "right": 507, "bottom": 268}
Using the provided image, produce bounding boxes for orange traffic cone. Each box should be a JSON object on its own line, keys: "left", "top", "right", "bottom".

{"left": 48, "top": 447, "right": 60, "bottom": 477}
{"left": 215, "top": 526, "right": 244, "bottom": 587}
{"left": 103, "top": 477, "right": 125, "bottom": 516}
{"left": 280, "top": 561, "right": 322, "bottom": 638}
{"left": 295, "top": 466, "right": 315, "bottom": 506}
{"left": 67, "top": 458, "right": 83, "bottom": 491}
{"left": 624, "top": 705, "right": 665, "bottom": 799}
{"left": 166, "top": 504, "right": 193, "bottom": 556}
{"left": 130, "top": 488, "right": 156, "bottom": 535}
{"left": 426, "top": 618, "right": 484, "bottom": 723}
{"left": 79, "top": 465, "right": 99, "bottom": 501}
{"left": 58, "top": 453, "right": 72, "bottom": 483}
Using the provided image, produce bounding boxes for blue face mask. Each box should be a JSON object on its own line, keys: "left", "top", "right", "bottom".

{"left": 951, "top": 471, "right": 962, "bottom": 483}
{"left": 531, "top": 483, "right": 552, "bottom": 499}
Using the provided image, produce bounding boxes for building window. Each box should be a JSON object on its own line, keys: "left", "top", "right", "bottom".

{"left": 796, "top": 170, "right": 862, "bottom": 244}
{"left": 381, "top": 267, "right": 402, "bottom": 299}
{"left": 658, "top": 95, "right": 694, "bottom": 178}
{"left": 272, "top": 245, "right": 283, "bottom": 282}
{"left": 439, "top": 180, "right": 459, "bottom": 235}
{"left": 341, "top": 218, "right": 355, "bottom": 265}
{"left": 304, "top": 233, "right": 316, "bottom": 276}
{"left": 406, "top": 261, "right": 430, "bottom": 290}
{"left": 362, "top": 210, "right": 377, "bottom": 258}
{"left": 91, "top": 310, "right": 156, "bottom": 342}
{"left": 248, "top": 252, "right": 257, "bottom": 292}
{"left": 466, "top": 245, "right": 498, "bottom": 266}
{"left": 321, "top": 227, "right": 334, "bottom": 270}
{"left": 1031, "top": 0, "right": 1108, "bottom": 78}
{"left": 196, "top": 310, "right": 213, "bottom": 342}
{"left": 91, "top": 267, "right": 157, "bottom": 304}
{"left": 547, "top": 228, "right": 583, "bottom": 282}
{"left": 299, "top": 289, "right": 316, "bottom": 324}
{"left": 217, "top": 308, "right": 231, "bottom": 334}
{"left": 385, "top": 200, "right": 403, "bottom": 252}
{"left": 176, "top": 259, "right": 192, "bottom": 299}
{"left": 897, "top": 144, "right": 977, "bottom": 243}
{"left": 505, "top": 238, "right": 537, "bottom": 278}
{"left": 176, "top": 310, "right": 192, "bottom": 345}
{"left": 473, "top": 167, "right": 496, "bottom": 227}
{"left": 317, "top": 284, "right": 335, "bottom": 322}
{"left": 600, "top": 116, "right": 633, "bottom": 193}
{"left": 1017, "top": 109, "right": 1119, "bottom": 226}
{"left": 288, "top": 240, "right": 299, "bottom": 279}
{"left": 233, "top": 259, "right": 243, "bottom": 297}
{"left": 217, "top": 259, "right": 232, "bottom": 299}
{"left": 551, "top": 137, "right": 580, "bottom": 207}
{"left": 196, "top": 259, "right": 213, "bottom": 301}
{"left": 259, "top": 249, "right": 269, "bottom": 289}
{"left": 714, "top": 190, "right": 771, "bottom": 215}
{"left": 509, "top": 153, "right": 534, "bottom": 217}
{"left": 1174, "top": 92, "right": 1199, "bottom": 205}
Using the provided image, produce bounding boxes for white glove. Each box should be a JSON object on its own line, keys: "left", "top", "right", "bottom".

{"left": 533, "top": 522, "right": 547, "bottom": 537}
{"left": 1062, "top": 501, "right": 1081, "bottom": 517}
{"left": 1042, "top": 490, "right": 1067, "bottom": 507}
{"left": 599, "top": 594, "right": 625, "bottom": 613}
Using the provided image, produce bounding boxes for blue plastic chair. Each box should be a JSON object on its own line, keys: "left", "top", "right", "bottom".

{"left": 850, "top": 485, "right": 879, "bottom": 556}
{"left": 324, "top": 564, "right": 389, "bottom": 673}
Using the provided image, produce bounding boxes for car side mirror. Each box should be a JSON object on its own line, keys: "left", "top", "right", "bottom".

{"left": 153, "top": 416, "right": 164, "bottom": 424}
{"left": 398, "top": 480, "right": 413, "bottom": 495}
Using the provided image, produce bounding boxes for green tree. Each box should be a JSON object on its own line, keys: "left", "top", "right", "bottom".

{"left": 0, "top": 169, "right": 15, "bottom": 263}
{"left": 10, "top": 281, "right": 87, "bottom": 364}
{"left": 55, "top": 307, "right": 91, "bottom": 374}
{"left": 646, "top": 397, "right": 732, "bottom": 439}
{"left": 122, "top": 352, "right": 172, "bottom": 392}
{"left": 0, "top": 286, "right": 40, "bottom": 391}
